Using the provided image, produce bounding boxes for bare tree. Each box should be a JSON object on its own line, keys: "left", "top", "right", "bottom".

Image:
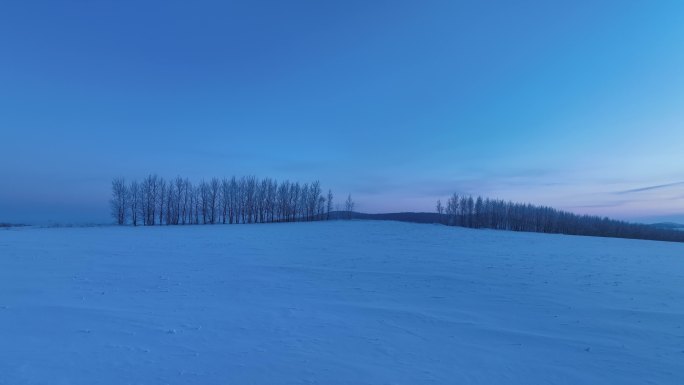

{"left": 446, "top": 193, "right": 459, "bottom": 225}
{"left": 436, "top": 199, "right": 444, "bottom": 224}
{"left": 290, "top": 182, "right": 300, "bottom": 222}
{"left": 165, "top": 180, "right": 175, "bottom": 225}
{"left": 141, "top": 174, "right": 158, "bottom": 226}
{"left": 326, "top": 189, "right": 333, "bottom": 220}
{"left": 308, "top": 181, "right": 322, "bottom": 221}
{"left": 171, "top": 176, "right": 185, "bottom": 225}
{"left": 229, "top": 176, "right": 238, "bottom": 224}
{"left": 157, "top": 177, "right": 167, "bottom": 226}
{"left": 220, "top": 178, "right": 230, "bottom": 224}
{"left": 199, "top": 180, "right": 209, "bottom": 224}
{"left": 110, "top": 177, "right": 128, "bottom": 225}
{"left": 277, "top": 181, "right": 290, "bottom": 222}
{"left": 128, "top": 180, "right": 140, "bottom": 226}
{"left": 181, "top": 179, "right": 192, "bottom": 225}
{"left": 209, "top": 177, "right": 220, "bottom": 224}
{"left": 192, "top": 183, "right": 201, "bottom": 224}
{"left": 266, "top": 178, "right": 277, "bottom": 222}
{"left": 317, "top": 195, "right": 326, "bottom": 219}
{"left": 344, "top": 194, "right": 355, "bottom": 220}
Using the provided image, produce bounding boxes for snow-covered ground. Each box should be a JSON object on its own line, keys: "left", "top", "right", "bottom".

{"left": 1, "top": 221, "right": 683, "bottom": 385}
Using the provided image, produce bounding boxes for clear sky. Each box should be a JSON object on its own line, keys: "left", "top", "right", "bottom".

{"left": 1, "top": 0, "right": 684, "bottom": 224}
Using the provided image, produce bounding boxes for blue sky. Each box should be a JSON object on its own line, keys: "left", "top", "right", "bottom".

{"left": 1, "top": 0, "right": 684, "bottom": 224}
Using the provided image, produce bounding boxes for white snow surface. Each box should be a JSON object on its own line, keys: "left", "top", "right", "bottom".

{"left": 1, "top": 220, "right": 683, "bottom": 384}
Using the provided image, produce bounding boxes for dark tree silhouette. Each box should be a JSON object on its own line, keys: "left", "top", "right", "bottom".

{"left": 345, "top": 194, "right": 355, "bottom": 219}
{"left": 110, "top": 177, "right": 127, "bottom": 225}
{"left": 441, "top": 194, "right": 684, "bottom": 243}
{"left": 326, "top": 190, "right": 334, "bottom": 220}
{"left": 111, "top": 175, "right": 333, "bottom": 226}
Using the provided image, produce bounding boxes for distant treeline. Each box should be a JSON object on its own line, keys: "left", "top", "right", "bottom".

{"left": 111, "top": 175, "right": 353, "bottom": 226}
{"left": 437, "top": 194, "right": 684, "bottom": 243}
{"left": 110, "top": 176, "right": 682, "bottom": 242}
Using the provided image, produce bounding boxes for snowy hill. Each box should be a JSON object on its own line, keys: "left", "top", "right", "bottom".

{"left": 1, "top": 221, "right": 683, "bottom": 384}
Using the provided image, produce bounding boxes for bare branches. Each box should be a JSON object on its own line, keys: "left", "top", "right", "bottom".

{"left": 326, "top": 190, "right": 333, "bottom": 220}
{"left": 110, "top": 177, "right": 127, "bottom": 225}
{"left": 345, "top": 194, "right": 355, "bottom": 220}
{"left": 441, "top": 194, "right": 684, "bottom": 243}
{"left": 111, "top": 175, "right": 334, "bottom": 226}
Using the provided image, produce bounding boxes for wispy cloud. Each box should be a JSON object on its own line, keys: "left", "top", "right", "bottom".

{"left": 615, "top": 181, "right": 684, "bottom": 195}
{"left": 566, "top": 201, "right": 630, "bottom": 209}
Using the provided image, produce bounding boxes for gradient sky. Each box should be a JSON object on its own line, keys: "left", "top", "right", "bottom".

{"left": 2, "top": 0, "right": 684, "bottom": 224}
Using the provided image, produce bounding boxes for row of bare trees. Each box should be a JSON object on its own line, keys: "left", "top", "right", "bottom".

{"left": 111, "top": 175, "right": 336, "bottom": 226}
{"left": 436, "top": 194, "right": 684, "bottom": 243}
